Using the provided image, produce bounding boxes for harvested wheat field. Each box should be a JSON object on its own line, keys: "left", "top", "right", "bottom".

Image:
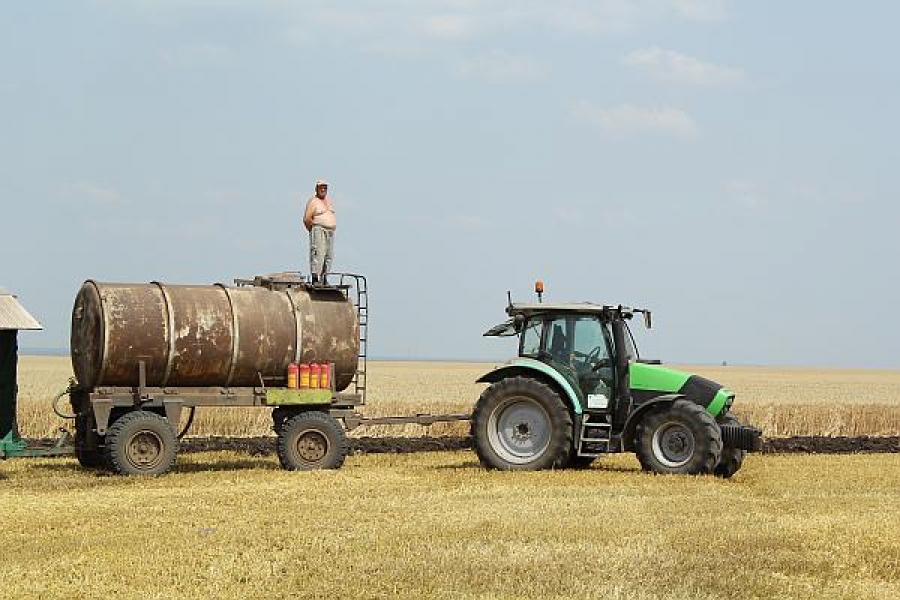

{"left": 6, "top": 357, "right": 900, "bottom": 599}
{"left": 13, "top": 356, "right": 900, "bottom": 439}
{"left": 1, "top": 451, "right": 899, "bottom": 599}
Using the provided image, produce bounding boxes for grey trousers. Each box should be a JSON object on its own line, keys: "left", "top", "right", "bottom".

{"left": 309, "top": 225, "right": 334, "bottom": 279}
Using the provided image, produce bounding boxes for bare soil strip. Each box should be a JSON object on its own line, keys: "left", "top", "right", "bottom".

{"left": 22, "top": 435, "right": 898, "bottom": 457}
{"left": 168, "top": 435, "right": 899, "bottom": 456}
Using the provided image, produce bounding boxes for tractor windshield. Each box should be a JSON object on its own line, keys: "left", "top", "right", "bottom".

{"left": 520, "top": 319, "right": 542, "bottom": 357}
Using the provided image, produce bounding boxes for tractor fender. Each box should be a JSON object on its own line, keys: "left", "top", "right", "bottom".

{"left": 620, "top": 393, "right": 685, "bottom": 452}
{"left": 477, "top": 358, "right": 583, "bottom": 414}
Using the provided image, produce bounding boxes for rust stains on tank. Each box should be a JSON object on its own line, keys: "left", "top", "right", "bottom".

{"left": 70, "top": 279, "right": 359, "bottom": 391}
{"left": 288, "top": 287, "right": 359, "bottom": 392}
{"left": 162, "top": 285, "right": 234, "bottom": 387}
{"left": 225, "top": 286, "right": 297, "bottom": 386}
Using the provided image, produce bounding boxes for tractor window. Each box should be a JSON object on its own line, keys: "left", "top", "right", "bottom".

{"left": 545, "top": 319, "right": 571, "bottom": 363}
{"left": 520, "top": 319, "right": 543, "bottom": 358}
{"left": 541, "top": 316, "right": 609, "bottom": 368}
{"left": 572, "top": 317, "right": 609, "bottom": 369}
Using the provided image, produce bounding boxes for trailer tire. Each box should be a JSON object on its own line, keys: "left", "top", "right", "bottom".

{"left": 105, "top": 411, "right": 179, "bottom": 476}
{"left": 277, "top": 411, "right": 347, "bottom": 471}
{"left": 635, "top": 400, "right": 722, "bottom": 475}
{"left": 714, "top": 413, "right": 746, "bottom": 479}
{"left": 472, "top": 376, "right": 573, "bottom": 470}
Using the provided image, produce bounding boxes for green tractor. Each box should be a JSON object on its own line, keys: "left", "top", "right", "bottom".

{"left": 472, "top": 288, "right": 761, "bottom": 477}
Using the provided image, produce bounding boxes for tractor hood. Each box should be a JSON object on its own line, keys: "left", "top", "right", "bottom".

{"left": 630, "top": 362, "right": 733, "bottom": 417}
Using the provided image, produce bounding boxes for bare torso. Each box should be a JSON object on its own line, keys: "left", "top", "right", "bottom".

{"left": 304, "top": 196, "right": 336, "bottom": 230}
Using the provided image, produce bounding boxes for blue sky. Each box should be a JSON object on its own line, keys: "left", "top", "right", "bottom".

{"left": 2, "top": 1, "right": 898, "bottom": 367}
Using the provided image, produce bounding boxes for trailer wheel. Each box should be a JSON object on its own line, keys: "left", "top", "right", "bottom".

{"left": 714, "top": 413, "right": 746, "bottom": 479}
{"left": 105, "top": 411, "right": 179, "bottom": 476}
{"left": 471, "top": 376, "right": 573, "bottom": 470}
{"left": 636, "top": 400, "right": 722, "bottom": 475}
{"left": 277, "top": 411, "right": 347, "bottom": 471}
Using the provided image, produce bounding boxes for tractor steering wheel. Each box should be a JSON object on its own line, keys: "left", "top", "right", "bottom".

{"left": 585, "top": 346, "right": 612, "bottom": 371}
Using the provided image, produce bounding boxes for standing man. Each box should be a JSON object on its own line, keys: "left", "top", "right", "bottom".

{"left": 304, "top": 179, "right": 336, "bottom": 285}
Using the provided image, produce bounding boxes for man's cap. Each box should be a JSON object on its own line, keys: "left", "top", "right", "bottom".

{"left": 315, "top": 179, "right": 329, "bottom": 188}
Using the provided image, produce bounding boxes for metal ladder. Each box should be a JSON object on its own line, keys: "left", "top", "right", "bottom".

{"left": 337, "top": 273, "right": 368, "bottom": 403}
{"left": 577, "top": 413, "right": 612, "bottom": 457}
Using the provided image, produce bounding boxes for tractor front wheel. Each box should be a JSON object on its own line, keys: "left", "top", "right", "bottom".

{"left": 714, "top": 413, "right": 747, "bottom": 479}
{"left": 636, "top": 400, "right": 722, "bottom": 475}
{"left": 471, "top": 377, "right": 573, "bottom": 470}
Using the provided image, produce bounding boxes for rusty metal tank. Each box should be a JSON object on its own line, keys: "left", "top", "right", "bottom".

{"left": 70, "top": 280, "right": 359, "bottom": 391}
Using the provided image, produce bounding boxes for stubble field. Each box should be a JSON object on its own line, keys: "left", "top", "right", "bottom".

{"left": 2, "top": 450, "right": 899, "bottom": 599}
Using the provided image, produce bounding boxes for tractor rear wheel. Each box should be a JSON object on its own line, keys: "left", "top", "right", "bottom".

{"left": 714, "top": 413, "right": 746, "bottom": 479}
{"left": 636, "top": 400, "right": 722, "bottom": 475}
{"left": 105, "top": 411, "right": 179, "bottom": 476}
{"left": 277, "top": 411, "right": 348, "bottom": 471}
{"left": 471, "top": 376, "right": 573, "bottom": 470}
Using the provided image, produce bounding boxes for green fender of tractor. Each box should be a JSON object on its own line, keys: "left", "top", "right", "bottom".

{"left": 476, "top": 357, "right": 584, "bottom": 415}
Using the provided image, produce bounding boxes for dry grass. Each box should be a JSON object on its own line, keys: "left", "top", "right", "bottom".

{"left": 1, "top": 451, "right": 898, "bottom": 599}
{"left": 13, "top": 356, "right": 900, "bottom": 439}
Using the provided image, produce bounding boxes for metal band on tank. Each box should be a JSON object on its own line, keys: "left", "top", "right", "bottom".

{"left": 216, "top": 283, "right": 240, "bottom": 387}
{"left": 153, "top": 282, "right": 177, "bottom": 388}
{"left": 92, "top": 281, "right": 110, "bottom": 387}
{"left": 285, "top": 289, "right": 302, "bottom": 363}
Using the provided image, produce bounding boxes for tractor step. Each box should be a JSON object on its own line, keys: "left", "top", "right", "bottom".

{"left": 577, "top": 413, "right": 612, "bottom": 457}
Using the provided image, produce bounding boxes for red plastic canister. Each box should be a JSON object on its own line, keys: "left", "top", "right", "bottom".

{"left": 287, "top": 362, "right": 299, "bottom": 389}
{"left": 319, "top": 362, "right": 331, "bottom": 390}
{"left": 309, "top": 363, "right": 321, "bottom": 389}
{"left": 299, "top": 363, "right": 311, "bottom": 389}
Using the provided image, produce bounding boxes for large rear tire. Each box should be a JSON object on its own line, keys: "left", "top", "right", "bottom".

{"left": 277, "top": 411, "right": 348, "bottom": 471}
{"left": 471, "top": 377, "right": 573, "bottom": 470}
{"left": 636, "top": 400, "right": 722, "bottom": 475}
{"left": 714, "top": 413, "right": 746, "bottom": 479}
{"left": 105, "top": 411, "right": 178, "bottom": 476}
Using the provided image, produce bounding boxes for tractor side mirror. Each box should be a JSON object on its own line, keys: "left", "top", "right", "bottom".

{"left": 643, "top": 311, "right": 652, "bottom": 329}
{"left": 513, "top": 314, "right": 525, "bottom": 332}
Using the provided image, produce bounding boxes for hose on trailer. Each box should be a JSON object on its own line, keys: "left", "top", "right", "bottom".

{"left": 52, "top": 388, "right": 77, "bottom": 420}
{"left": 51, "top": 379, "right": 195, "bottom": 438}
{"left": 177, "top": 406, "right": 196, "bottom": 439}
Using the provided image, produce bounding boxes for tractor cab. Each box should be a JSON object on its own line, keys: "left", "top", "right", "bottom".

{"left": 484, "top": 302, "right": 650, "bottom": 417}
